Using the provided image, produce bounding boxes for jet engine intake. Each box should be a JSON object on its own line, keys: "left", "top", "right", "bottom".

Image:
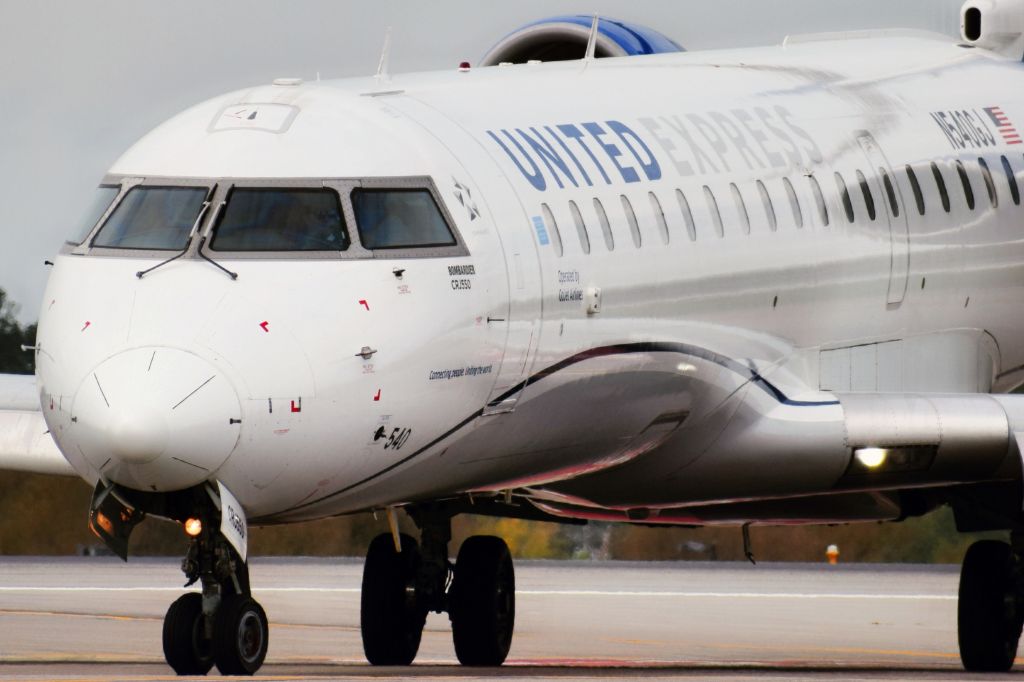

{"left": 481, "top": 16, "right": 683, "bottom": 66}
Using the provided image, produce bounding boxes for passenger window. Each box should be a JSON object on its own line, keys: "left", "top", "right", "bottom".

{"left": 978, "top": 157, "right": 998, "bottom": 208}
{"left": 676, "top": 189, "right": 697, "bottom": 241}
{"left": 72, "top": 185, "right": 119, "bottom": 245}
{"left": 93, "top": 186, "right": 208, "bottom": 250}
{"left": 835, "top": 172, "right": 855, "bottom": 223}
{"left": 931, "top": 162, "right": 951, "bottom": 213}
{"left": 212, "top": 188, "right": 349, "bottom": 252}
{"left": 568, "top": 200, "right": 590, "bottom": 254}
{"left": 808, "top": 175, "right": 829, "bottom": 226}
{"left": 351, "top": 188, "right": 453, "bottom": 250}
{"left": 955, "top": 161, "right": 975, "bottom": 210}
{"left": 731, "top": 183, "right": 751, "bottom": 235}
{"left": 856, "top": 170, "right": 876, "bottom": 221}
{"left": 648, "top": 192, "right": 670, "bottom": 245}
{"left": 593, "top": 198, "right": 614, "bottom": 250}
{"left": 906, "top": 165, "right": 926, "bottom": 215}
{"left": 1002, "top": 155, "right": 1021, "bottom": 206}
{"left": 783, "top": 177, "right": 803, "bottom": 228}
{"left": 756, "top": 180, "right": 777, "bottom": 232}
{"left": 704, "top": 186, "right": 724, "bottom": 237}
{"left": 879, "top": 168, "right": 900, "bottom": 218}
{"left": 621, "top": 195, "right": 642, "bottom": 248}
{"left": 541, "top": 203, "right": 563, "bottom": 257}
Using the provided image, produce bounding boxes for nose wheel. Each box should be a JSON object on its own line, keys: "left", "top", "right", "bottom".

{"left": 213, "top": 594, "right": 269, "bottom": 675}
{"left": 162, "top": 593, "right": 214, "bottom": 675}
{"left": 163, "top": 527, "right": 269, "bottom": 676}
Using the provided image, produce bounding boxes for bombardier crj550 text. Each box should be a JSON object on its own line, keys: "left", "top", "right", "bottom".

{"left": 5, "top": 1, "right": 1024, "bottom": 674}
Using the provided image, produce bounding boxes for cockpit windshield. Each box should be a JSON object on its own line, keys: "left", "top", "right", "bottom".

{"left": 352, "top": 189, "right": 456, "bottom": 249}
{"left": 210, "top": 188, "right": 350, "bottom": 252}
{"left": 92, "top": 186, "right": 208, "bottom": 250}
{"left": 70, "top": 186, "right": 119, "bottom": 245}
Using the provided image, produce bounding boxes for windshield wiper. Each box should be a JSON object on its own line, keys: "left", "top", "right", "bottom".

{"left": 198, "top": 234, "right": 238, "bottom": 280}
{"left": 135, "top": 200, "right": 212, "bottom": 280}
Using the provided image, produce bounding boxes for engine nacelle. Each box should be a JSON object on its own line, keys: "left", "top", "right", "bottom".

{"left": 961, "top": 0, "right": 1024, "bottom": 59}
{"left": 481, "top": 15, "right": 683, "bottom": 66}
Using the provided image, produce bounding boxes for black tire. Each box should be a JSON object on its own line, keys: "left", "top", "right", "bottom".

{"left": 361, "top": 533, "right": 427, "bottom": 665}
{"left": 450, "top": 535, "right": 515, "bottom": 666}
{"left": 163, "top": 592, "right": 215, "bottom": 675}
{"left": 213, "top": 594, "right": 269, "bottom": 676}
{"left": 959, "top": 539, "right": 1022, "bottom": 672}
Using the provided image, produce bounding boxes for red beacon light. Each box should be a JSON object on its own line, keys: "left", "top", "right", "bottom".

{"left": 458, "top": 61, "right": 471, "bottom": 72}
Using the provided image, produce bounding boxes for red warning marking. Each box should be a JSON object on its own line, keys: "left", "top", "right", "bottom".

{"left": 81, "top": 321, "right": 91, "bottom": 332}
{"left": 290, "top": 399, "right": 301, "bottom": 413}
{"left": 359, "top": 300, "right": 370, "bottom": 311}
{"left": 259, "top": 321, "right": 270, "bottom": 333}
{"left": 373, "top": 389, "right": 381, "bottom": 402}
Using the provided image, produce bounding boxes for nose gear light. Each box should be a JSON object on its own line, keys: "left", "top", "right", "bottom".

{"left": 184, "top": 518, "right": 203, "bottom": 537}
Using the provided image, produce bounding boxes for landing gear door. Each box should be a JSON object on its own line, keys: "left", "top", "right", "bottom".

{"left": 856, "top": 132, "right": 910, "bottom": 305}
{"left": 483, "top": 214, "right": 542, "bottom": 415}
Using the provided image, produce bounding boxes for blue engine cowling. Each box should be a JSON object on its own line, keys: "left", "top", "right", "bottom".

{"left": 480, "top": 16, "right": 683, "bottom": 66}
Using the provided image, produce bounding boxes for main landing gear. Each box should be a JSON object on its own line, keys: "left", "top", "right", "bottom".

{"left": 360, "top": 508, "right": 516, "bottom": 666}
{"left": 958, "top": 537, "right": 1024, "bottom": 672}
{"left": 163, "top": 528, "right": 269, "bottom": 676}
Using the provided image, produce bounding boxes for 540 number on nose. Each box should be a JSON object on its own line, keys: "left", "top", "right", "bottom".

{"left": 372, "top": 426, "right": 412, "bottom": 451}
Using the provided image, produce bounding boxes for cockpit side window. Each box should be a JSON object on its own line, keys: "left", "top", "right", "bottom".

{"left": 351, "top": 189, "right": 456, "bottom": 249}
{"left": 210, "top": 188, "right": 350, "bottom": 252}
{"left": 92, "top": 186, "right": 208, "bottom": 250}
{"left": 70, "top": 185, "right": 119, "bottom": 245}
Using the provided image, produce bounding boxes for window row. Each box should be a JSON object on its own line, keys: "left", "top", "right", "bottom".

{"left": 75, "top": 184, "right": 458, "bottom": 253}
{"left": 539, "top": 153, "right": 1024, "bottom": 257}
{"left": 539, "top": 177, "right": 807, "bottom": 257}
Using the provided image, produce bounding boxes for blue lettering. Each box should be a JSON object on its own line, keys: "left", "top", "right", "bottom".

{"left": 545, "top": 125, "right": 592, "bottom": 187}
{"left": 608, "top": 120, "right": 662, "bottom": 181}
{"left": 557, "top": 124, "right": 611, "bottom": 185}
{"left": 584, "top": 121, "right": 640, "bottom": 184}
{"left": 487, "top": 129, "right": 546, "bottom": 191}
{"left": 518, "top": 127, "right": 579, "bottom": 190}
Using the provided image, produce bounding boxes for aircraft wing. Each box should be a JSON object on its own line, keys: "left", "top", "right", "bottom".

{"left": 0, "top": 374, "right": 75, "bottom": 476}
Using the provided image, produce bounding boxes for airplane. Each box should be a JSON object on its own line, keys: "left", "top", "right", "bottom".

{"left": 2, "top": 0, "right": 1024, "bottom": 675}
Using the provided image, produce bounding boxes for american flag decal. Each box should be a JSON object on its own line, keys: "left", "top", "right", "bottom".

{"left": 983, "top": 106, "right": 1022, "bottom": 145}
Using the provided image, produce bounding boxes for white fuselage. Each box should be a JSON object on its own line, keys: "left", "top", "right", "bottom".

{"left": 33, "top": 30, "right": 1024, "bottom": 524}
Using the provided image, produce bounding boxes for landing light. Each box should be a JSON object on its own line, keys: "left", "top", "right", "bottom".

{"left": 854, "top": 447, "right": 888, "bottom": 469}
{"left": 184, "top": 518, "right": 203, "bottom": 537}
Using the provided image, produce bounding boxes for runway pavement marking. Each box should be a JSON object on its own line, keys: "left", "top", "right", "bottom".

{"left": 0, "top": 608, "right": 160, "bottom": 622}
{"left": 0, "top": 586, "right": 957, "bottom": 600}
{"left": 703, "top": 642, "right": 962, "bottom": 660}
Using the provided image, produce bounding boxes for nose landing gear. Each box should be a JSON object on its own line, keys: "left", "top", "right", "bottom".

{"left": 163, "top": 526, "right": 269, "bottom": 676}
{"left": 359, "top": 508, "right": 516, "bottom": 667}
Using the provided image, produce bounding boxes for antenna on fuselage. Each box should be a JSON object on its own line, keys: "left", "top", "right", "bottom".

{"left": 375, "top": 27, "right": 393, "bottom": 83}
{"left": 584, "top": 14, "right": 599, "bottom": 63}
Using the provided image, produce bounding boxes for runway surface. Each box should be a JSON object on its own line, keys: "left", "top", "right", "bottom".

{"left": 0, "top": 556, "right": 1013, "bottom": 680}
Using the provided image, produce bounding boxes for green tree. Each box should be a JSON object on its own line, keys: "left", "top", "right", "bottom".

{"left": 0, "top": 289, "right": 36, "bottom": 374}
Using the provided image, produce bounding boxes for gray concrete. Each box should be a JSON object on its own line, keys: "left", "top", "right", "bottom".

{"left": 0, "top": 557, "right": 1013, "bottom": 680}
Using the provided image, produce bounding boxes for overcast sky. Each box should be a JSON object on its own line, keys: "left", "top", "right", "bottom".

{"left": 0, "top": 0, "right": 963, "bottom": 323}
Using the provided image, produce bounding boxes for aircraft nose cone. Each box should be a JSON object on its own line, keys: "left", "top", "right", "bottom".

{"left": 71, "top": 348, "right": 242, "bottom": 491}
{"left": 108, "top": 405, "right": 169, "bottom": 464}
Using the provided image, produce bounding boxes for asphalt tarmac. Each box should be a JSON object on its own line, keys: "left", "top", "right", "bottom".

{"left": 0, "top": 557, "right": 1012, "bottom": 681}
